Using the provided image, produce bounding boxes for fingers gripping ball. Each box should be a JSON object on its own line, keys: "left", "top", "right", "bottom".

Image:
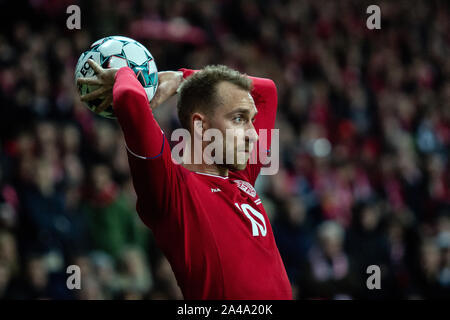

{"left": 75, "top": 36, "right": 158, "bottom": 119}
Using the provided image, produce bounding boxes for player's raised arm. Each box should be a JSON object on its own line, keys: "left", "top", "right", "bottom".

{"left": 244, "top": 76, "right": 278, "bottom": 183}
{"left": 114, "top": 66, "right": 186, "bottom": 227}
{"left": 112, "top": 67, "right": 183, "bottom": 157}
{"left": 248, "top": 76, "right": 278, "bottom": 132}
{"left": 78, "top": 60, "right": 184, "bottom": 227}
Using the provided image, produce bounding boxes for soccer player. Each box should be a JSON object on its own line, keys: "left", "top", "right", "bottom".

{"left": 78, "top": 59, "right": 292, "bottom": 300}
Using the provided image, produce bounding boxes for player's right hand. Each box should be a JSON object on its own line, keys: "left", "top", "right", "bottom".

{"left": 77, "top": 59, "right": 119, "bottom": 114}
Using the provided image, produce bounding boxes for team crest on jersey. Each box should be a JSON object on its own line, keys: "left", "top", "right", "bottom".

{"left": 233, "top": 180, "right": 256, "bottom": 197}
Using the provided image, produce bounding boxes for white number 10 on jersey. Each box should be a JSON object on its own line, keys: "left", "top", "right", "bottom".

{"left": 235, "top": 203, "right": 267, "bottom": 237}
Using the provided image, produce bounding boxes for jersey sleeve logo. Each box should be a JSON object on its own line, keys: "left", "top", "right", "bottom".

{"left": 232, "top": 179, "right": 256, "bottom": 198}
{"left": 235, "top": 203, "right": 267, "bottom": 237}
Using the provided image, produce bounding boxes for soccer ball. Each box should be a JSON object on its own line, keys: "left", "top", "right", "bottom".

{"left": 75, "top": 36, "right": 158, "bottom": 119}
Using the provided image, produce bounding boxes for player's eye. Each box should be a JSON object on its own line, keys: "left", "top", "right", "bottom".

{"left": 233, "top": 116, "right": 244, "bottom": 124}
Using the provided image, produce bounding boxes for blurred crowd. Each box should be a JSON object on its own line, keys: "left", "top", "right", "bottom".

{"left": 0, "top": 0, "right": 449, "bottom": 299}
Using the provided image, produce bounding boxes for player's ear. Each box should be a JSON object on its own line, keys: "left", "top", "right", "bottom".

{"left": 192, "top": 113, "right": 204, "bottom": 138}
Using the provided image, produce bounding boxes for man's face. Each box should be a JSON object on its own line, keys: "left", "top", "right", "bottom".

{"left": 204, "top": 81, "right": 258, "bottom": 171}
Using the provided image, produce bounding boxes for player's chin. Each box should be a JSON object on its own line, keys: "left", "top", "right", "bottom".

{"left": 227, "top": 162, "right": 248, "bottom": 171}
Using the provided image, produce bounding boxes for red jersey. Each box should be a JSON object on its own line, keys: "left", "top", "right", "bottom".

{"left": 112, "top": 67, "right": 292, "bottom": 300}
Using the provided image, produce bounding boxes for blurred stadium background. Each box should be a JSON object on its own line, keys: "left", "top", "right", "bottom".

{"left": 0, "top": 0, "right": 449, "bottom": 299}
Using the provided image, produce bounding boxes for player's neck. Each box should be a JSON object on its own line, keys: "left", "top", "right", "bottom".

{"left": 181, "top": 140, "right": 229, "bottom": 177}
{"left": 182, "top": 163, "right": 229, "bottom": 177}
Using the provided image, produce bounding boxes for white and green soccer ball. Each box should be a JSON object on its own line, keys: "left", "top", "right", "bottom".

{"left": 75, "top": 36, "right": 158, "bottom": 119}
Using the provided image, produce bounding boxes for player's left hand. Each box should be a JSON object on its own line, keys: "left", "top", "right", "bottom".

{"left": 150, "top": 71, "right": 184, "bottom": 109}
